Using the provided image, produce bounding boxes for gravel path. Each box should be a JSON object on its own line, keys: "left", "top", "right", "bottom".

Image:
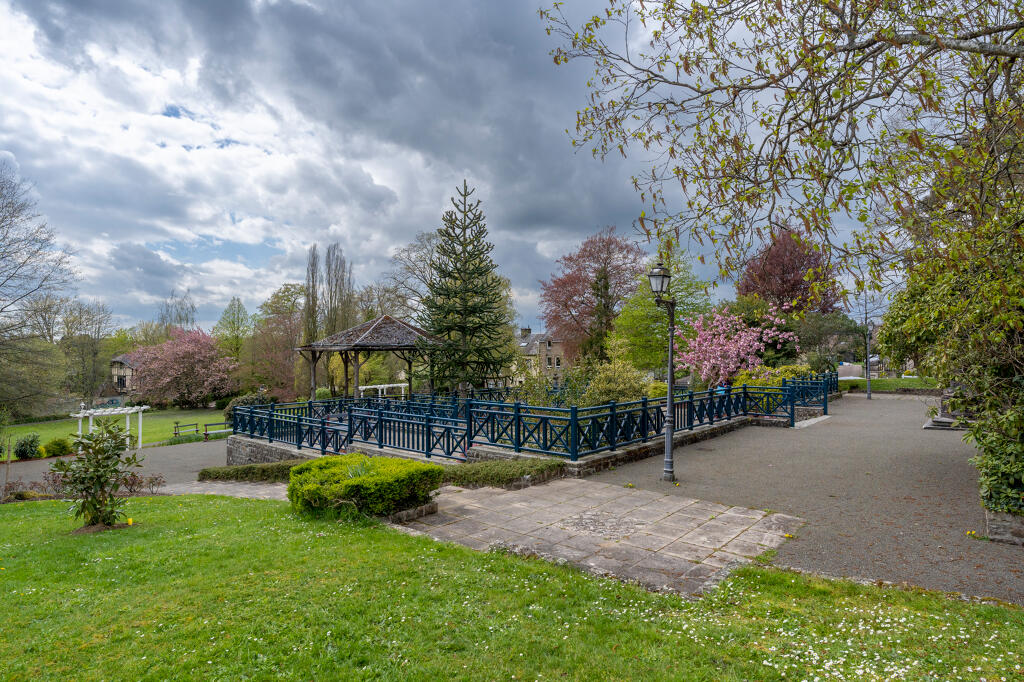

{"left": 591, "top": 393, "right": 1024, "bottom": 604}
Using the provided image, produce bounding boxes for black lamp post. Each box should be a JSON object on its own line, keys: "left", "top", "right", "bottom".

{"left": 648, "top": 262, "right": 676, "bottom": 482}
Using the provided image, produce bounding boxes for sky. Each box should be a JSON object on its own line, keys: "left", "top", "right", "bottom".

{"left": 0, "top": 0, "right": 726, "bottom": 330}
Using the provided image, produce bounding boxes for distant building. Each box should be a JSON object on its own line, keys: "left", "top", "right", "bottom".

{"left": 514, "top": 327, "right": 566, "bottom": 385}
{"left": 110, "top": 353, "right": 138, "bottom": 395}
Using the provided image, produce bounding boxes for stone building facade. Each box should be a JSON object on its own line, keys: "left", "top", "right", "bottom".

{"left": 514, "top": 327, "right": 567, "bottom": 385}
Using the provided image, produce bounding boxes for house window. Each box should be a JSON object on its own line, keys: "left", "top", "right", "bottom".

{"left": 555, "top": 357, "right": 561, "bottom": 368}
{"left": 546, "top": 357, "right": 552, "bottom": 368}
{"left": 546, "top": 340, "right": 552, "bottom": 349}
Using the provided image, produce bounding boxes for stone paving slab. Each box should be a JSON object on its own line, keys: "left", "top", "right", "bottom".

{"left": 395, "top": 478, "right": 802, "bottom": 596}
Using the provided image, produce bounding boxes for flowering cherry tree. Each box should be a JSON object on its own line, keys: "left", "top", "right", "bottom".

{"left": 674, "top": 306, "right": 799, "bottom": 387}
{"left": 132, "top": 329, "right": 237, "bottom": 408}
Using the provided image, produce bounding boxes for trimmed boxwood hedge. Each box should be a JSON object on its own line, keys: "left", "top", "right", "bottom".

{"left": 198, "top": 459, "right": 306, "bottom": 483}
{"left": 442, "top": 458, "right": 564, "bottom": 489}
{"left": 287, "top": 454, "right": 444, "bottom": 517}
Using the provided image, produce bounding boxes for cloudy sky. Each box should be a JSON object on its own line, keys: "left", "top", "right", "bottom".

{"left": 0, "top": 0, "right": 720, "bottom": 329}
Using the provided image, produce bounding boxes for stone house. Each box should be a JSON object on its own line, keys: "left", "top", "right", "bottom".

{"left": 514, "top": 327, "right": 567, "bottom": 385}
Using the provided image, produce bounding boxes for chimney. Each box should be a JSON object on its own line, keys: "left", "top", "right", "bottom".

{"left": 520, "top": 326, "right": 532, "bottom": 338}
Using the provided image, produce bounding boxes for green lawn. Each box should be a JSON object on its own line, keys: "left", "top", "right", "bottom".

{"left": 843, "top": 376, "right": 939, "bottom": 392}
{"left": 1, "top": 496, "right": 1021, "bottom": 680}
{"left": 5, "top": 408, "right": 224, "bottom": 449}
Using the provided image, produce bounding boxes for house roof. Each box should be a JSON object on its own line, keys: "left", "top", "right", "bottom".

{"left": 111, "top": 353, "right": 138, "bottom": 368}
{"left": 296, "top": 315, "right": 441, "bottom": 353}
{"left": 518, "top": 332, "right": 559, "bottom": 356}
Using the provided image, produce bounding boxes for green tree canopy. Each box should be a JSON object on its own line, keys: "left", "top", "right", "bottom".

{"left": 212, "top": 296, "right": 252, "bottom": 361}
{"left": 610, "top": 248, "right": 711, "bottom": 374}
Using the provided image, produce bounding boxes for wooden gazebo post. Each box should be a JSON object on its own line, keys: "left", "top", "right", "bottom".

{"left": 341, "top": 351, "right": 350, "bottom": 398}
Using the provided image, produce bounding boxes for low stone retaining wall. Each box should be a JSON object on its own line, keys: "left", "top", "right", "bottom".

{"left": 985, "top": 510, "right": 1024, "bottom": 546}
{"left": 226, "top": 436, "right": 317, "bottom": 466}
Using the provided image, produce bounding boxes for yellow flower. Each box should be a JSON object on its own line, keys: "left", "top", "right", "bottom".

{"left": 127, "top": 518, "right": 133, "bottom": 526}
{"left": 783, "top": 533, "right": 794, "bottom": 538}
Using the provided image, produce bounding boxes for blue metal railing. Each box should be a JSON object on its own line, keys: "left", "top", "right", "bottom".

{"left": 234, "top": 374, "right": 838, "bottom": 462}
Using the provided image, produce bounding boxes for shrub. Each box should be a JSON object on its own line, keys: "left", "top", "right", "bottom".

{"left": 14, "top": 434, "right": 41, "bottom": 460}
{"left": 223, "top": 392, "right": 275, "bottom": 420}
{"left": 145, "top": 474, "right": 166, "bottom": 494}
{"left": 11, "top": 490, "right": 51, "bottom": 502}
{"left": 733, "top": 364, "right": 813, "bottom": 387}
{"left": 646, "top": 381, "right": 668, "bottom": 399}
{"left": 50, "top": 419, "right": 141, "bottom": 527}
{"left": 199, "top": 460, "right": 305, "bottom": 483}
{"left": 579, "top": 359, "right": 647, "bottom": 407}
{"left": 43, "top": 437, "right": 73, "bottom": 458}
{"left": 846, "top": 382, "right": 861, "bottom": 390}
{"left": 287, "top": 454, "right": 444, "bottom": 517}
{"left": 214, "top": 395, "right": 236, "bottom": 411}
{"left": 442, "top": 458, "right": 564, "bottom": 489}
{"left": 315, "top": 387, "right": 332, "bottom": 400}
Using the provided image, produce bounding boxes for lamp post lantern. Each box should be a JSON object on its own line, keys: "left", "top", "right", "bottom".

{"left": 648, "top": 262, "right": 676, "bottom": 482}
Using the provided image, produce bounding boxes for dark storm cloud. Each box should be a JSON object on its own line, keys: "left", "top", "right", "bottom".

{"left": 6, "top": 0, "right": 658, "bottom": 326}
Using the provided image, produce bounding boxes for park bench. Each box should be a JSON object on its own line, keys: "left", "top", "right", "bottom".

{"left": 173, "top": 423, "right": 200, "bottom": 437}
{"left": 203, "top": 422, "right": 233, "bottom": 441}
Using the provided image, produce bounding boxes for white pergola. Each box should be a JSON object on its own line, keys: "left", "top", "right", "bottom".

{"left": 70, "top": 405, "right": 151, "bottom": 450}
{"left": 357, "top": 383, "right": 408, "bottom": 398}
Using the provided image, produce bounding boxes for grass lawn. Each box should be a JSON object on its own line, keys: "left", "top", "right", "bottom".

{"left": 5, "top": 408, "right": 224, "bottom": 449}
{"left": 1, "top": 496, "right": 1021, "bottom": 680}
{"left": 843, "top": 376, "right": 939, "bottom": 392}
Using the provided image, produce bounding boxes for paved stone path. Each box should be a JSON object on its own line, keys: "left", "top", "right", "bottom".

{"left": 163, "top": 481, "right": 287, "bottom": 500}
{"left": 593, "top": 394, "right": 1024, "bottom": 604}
{"left": 397, "top": 479, "right": 802, "bottom": 595}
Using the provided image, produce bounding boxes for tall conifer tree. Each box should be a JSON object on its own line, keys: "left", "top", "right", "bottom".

{"left": 422, "top": 181, "right": 516, "bottom": 392}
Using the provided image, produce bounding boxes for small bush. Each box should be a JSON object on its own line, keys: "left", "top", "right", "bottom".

{"left": 288, "top": 454, "right": 444, "bottom": 517}
{"left": 199, "top": 460, "right": 305, "bottom": 483}
{"left": 223, "top": 392, "right": 276, "bottom": 420}
{"left": 214, "top": 395, "right": 237, "bottom": 411}
{"left": 50, "top": 419, "right": 141, "bottom": 527}
{"left": 579, "top": 359, "right": 647, "bottom": 407}
{"left": 646, "top": 381, "right": 668, "bottom": 399}
{"left": 442, "top": 458, "right": 564, "bottom": 489}
{"left": 846, "top": 382, "right": 861, "bottom": 390}
{"left": 11, "top": 490, "right": 51, "bottom": 502}
{"left": 43, "top": 437, "right": 73, "bottom": 458}
{"left": 315, "top": 387, "right": 332, "bottom": 400}
{"left": 14, "top": 434, "right": 41, "bottom": 460}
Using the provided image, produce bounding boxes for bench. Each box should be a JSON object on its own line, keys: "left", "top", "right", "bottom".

{"left": 203, "top": 422, "right": 233, "bottom": 441}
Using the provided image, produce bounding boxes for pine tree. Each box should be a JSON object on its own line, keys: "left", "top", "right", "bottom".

{"left": 422, "top": 181, "right": 516, "bottom": 393}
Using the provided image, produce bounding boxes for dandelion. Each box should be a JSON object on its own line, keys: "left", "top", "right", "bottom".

{"left": 127, "top": 518, "right": 133, "bottom": 526}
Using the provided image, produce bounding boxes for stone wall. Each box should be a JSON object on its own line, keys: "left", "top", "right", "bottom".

{"left": 226, "top": 436, "right": 317, "bottom": 466}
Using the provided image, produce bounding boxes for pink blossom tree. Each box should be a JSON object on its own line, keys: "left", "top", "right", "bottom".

{"left": 674, "top": 306, "right": 799, "bottom": 387}
{"left": 132, "top": 329, "right": 237, "bottom": 408}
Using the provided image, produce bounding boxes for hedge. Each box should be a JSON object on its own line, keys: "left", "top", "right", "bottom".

{"left": 287, "top": 454, "right": 444, "bottom": 517}
{"left": 442, "top": 458, "right": 564, "bottom": 489}
{"left": 198, "top": 460, "right": 306, "bottom": 483}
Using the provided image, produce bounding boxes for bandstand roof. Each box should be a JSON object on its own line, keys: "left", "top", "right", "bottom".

{"left": 296, "top": 315, "right": 441, "bottom": 354}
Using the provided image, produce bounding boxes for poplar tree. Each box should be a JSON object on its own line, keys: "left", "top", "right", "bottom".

{"left": 422, "top": 181, "right": 516, "bottom": 393}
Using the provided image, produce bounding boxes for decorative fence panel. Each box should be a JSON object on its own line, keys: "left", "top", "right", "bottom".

{"left": 235, "top": 374, "right": 837, "bottom": 462}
